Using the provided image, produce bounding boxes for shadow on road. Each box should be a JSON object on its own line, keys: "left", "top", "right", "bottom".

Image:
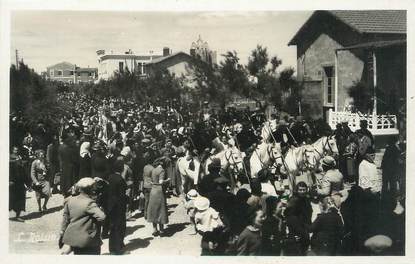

{"left": 126, "top": 224, "right": 145, "bottom": 236}
{"left": 167, "top": 203, "right": 178, "bottom": 209}
{"left": 124, "top": 237, "right": 153, "bottom": 252}
{"left": 21, "top": 205, "right": 63, "bottom": 220}
{"left": 161, "top": 222, "right": 189, "bottom": 237}
{"left": 131, "top": 211, "right": 144, "bottom": 219}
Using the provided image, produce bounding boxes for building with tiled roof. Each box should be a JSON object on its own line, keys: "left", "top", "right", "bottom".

{"left": 288, "top": 10, "right": 406, "bottom": 131}
{"left": 45, "top": 62, "right": 97, "bottom": 84}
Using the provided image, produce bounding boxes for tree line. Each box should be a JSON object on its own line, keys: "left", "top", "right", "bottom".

{"left": 10, "top": 45, "right": 303, "bottom": 126}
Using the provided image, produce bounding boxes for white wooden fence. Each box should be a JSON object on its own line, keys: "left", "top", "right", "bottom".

{"left": 328, "top": 109, "right": 399, "bottom": 135}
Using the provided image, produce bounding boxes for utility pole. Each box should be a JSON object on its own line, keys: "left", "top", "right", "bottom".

{"left": 15, "top": 49, "right": 19, "bottom": 69}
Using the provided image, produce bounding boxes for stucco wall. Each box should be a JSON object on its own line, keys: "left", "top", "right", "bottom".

{"left": 297, "top": 33, "right": 365, "bottom": 114}
{"left": 301, "top": 81, "right": 323, "bottom": 119}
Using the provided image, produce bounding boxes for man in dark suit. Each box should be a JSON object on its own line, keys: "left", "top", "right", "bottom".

{"left": 107, "top": 160, "right": 128, "bottom": 255}
{"left": 58, "top": 136, "right": 77, "bottom": 197}
{"left": 60, "top": 177, "right": 106, "bottom": 255}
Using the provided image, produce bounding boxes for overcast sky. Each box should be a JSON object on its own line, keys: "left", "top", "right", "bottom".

{"left": 11, "top": 11, "right": 311, "bottom": 73}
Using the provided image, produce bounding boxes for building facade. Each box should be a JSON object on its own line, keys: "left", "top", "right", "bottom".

{"left": 288, "top": 10, "right": 406, "bottom": 120}
{"left": 45, "top": 62, "right": 97, "bottom": 83}
{"left": 96, "top": 48, "right": 170, "bottom": 81}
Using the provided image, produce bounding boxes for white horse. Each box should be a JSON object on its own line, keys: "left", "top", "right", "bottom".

{"left": 278, "top": 145, "right": 318, "bottom": 190}
{"left": 278, "top": 135, "right": 339, "bottom": 190}
{"left": 260, "top": 120, "right": 277, "bottom": 143}
{"left": 249, "top": 142, "right": 282, "bottom": 178}
{"left": 177, "top": 155, "right": 201, "bottom": 196}
{"left": 204, "top": 146, "right": 246, "bottom": 176}
{"left": 306, "top": 135, "right": 339, "bottom": 164}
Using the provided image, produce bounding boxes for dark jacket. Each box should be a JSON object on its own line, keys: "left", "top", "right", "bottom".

{"left": 61, "top": 193, "right": 106, "bottom": 248}
{"left": 91, "top": 152, "right": 108, "bottom": 180}
{"left": 79, "top": 155, "right": 92, "bottom": 179}
{"left": 381, "top": 143, "right": 402, "bottom": 180}
{"left": 58, "top": 143, "right": 77, "bottom": 195}
{"left": 236, "top": 226, "right": 262, "bottom": 256}
{"left": 310, "top": 210, "right": 344, "bottom": 255}
{"left": 198, "top": 171, "right": 220, "bottom": 196}
{"left": 107, "top": 172, "right": 128, "bottom": 215}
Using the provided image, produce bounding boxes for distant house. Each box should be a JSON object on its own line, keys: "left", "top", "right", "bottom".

{"left": 75, "top": 67, "right": 98, "bottom": 83}
{"left": 96, "top": 48, "right": 170, "bottom": 81}
{"left": 46, "top": 62, "right": 76, "bottom": 83}
{"left": 288, "top": 10, "right": 406, "bottom": 125}
{"left": 146, "top": 51, "right": 196, "bottom": 79}
{"left": 45, "top": 61, "right": 97, "bottom": 83}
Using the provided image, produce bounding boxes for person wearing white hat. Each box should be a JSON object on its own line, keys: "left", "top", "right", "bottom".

{"left": 194, "top": 196, "right": 226, "bottom": 255}
{"left": 184, "top": 189, "right": 199, "bottom": 235}
{"left": 60, "top": 177, "right": 105, "bottom": 255}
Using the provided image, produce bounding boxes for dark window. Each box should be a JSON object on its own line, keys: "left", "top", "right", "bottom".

{"left": 69, "top": 71, "right": 74, "bottom": 76}
{"left": 57, "top": 70, "right": 63, "bottom": 76}
{"left": 323, "top": 66, "right": 334, "bottom": 105}
{"left": 119, "top": 62, "right": 124, "bottom": 72}
{"left": 89, "top": 72, "right": 92, "bottom": 77}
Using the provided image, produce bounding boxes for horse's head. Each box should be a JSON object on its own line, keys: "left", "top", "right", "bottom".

{"left": 303, "top": 145, "right": 318, "bottom": 169}
{"left": 326, "top": 135, "right": 339, "bottom": 157}
{"left": 268, "top": 142, "right": 284, "bottom": 168}
{"left": 225, "top": 148, "right": 245, "bottom": 173}
{"left": 234, "top": 123, "right": 243, "bottom": 134}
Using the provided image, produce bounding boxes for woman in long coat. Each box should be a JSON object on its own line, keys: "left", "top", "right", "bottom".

{"left": 146, "top": 157, "right": 170, "bottom": 236}
{"left": 9, "top": 146, "right": 30, "bottom": 221}
{"left": 59, "top": 137, "right": 77, "bottom": 197}
{"left": 30, "top": 149, "right": 51, "bottom": 212}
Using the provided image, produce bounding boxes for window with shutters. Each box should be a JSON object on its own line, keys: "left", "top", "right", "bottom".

{"left": 323, "top": 66, "right": 335, "bottom": 106}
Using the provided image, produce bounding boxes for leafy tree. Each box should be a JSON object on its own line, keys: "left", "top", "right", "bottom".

{"left": 246, "top": 45, "right": 284, "bottom": 107}
{"left": 10, "top": 62, "right": 69, "bottom": 128}
{"left": 145, "top": 68, "right": 183, "bottom": 103}
{"left": 188, "top": 58, "right": 226, "bottom": 107}
{"left": 279, "top": 67, "right": 303, "bottom": 115}
{"left": 247, "top": 45, "right": 269, "bottom": 76}
{"left": 347, "top": 80, "right": 373, "bottom": 113}
{"left": 219, "top": 51, "right": 250, "bottom": 100}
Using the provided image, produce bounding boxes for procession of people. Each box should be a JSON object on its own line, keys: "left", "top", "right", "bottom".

{"left": 9, "top": 91, "right": 406, "bottom": 256}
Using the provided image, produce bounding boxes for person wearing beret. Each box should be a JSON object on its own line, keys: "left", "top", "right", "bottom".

{"left": 60, "top": 177, "right": 106, "bottom": 255}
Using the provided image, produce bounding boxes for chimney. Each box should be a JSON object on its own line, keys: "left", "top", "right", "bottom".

{"left": 163, "top": 47, "right": 170, "bottom": 57}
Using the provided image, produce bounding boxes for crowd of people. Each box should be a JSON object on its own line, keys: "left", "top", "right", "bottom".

{"left": 9, "top": 91, "right": 406, "bottom": 256}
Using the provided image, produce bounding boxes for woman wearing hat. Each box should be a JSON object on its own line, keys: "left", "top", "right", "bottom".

{"left": 60, "top": 177, "right": 106, "bottom": 255}
{"left": 30, "top": 149, "right": 51, "bottom": 212}
{"left": 146, "top": 157, "right": 171, "bottom": 236}
{"left": 316, "top": 156, "right": 344, "bottom": 197}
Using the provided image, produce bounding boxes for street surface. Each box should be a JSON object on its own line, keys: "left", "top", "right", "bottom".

{"left": 9, "top": 193, "right": 201, "bottom": 255}
{"left": 9, "top": 151, "right": 384, "bottom": 255}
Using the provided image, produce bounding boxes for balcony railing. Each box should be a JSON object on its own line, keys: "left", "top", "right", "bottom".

{"left": 328, "top": 109, "right": 399, "bottom": 135}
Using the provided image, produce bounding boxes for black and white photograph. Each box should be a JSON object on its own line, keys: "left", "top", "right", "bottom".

{"left": 2, "top": 1, "right": 413, "bottom": 261}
